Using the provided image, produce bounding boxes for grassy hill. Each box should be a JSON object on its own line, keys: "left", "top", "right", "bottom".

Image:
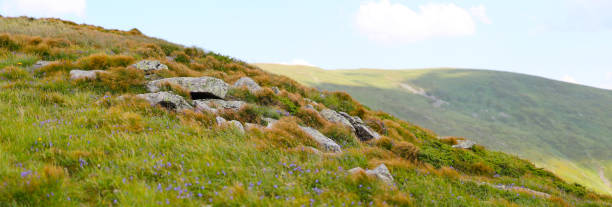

{"left": 256, "top": 63, "right": 612, "bottom": 195}
{"left": 1, "top": 17, "right": 611, "bottom": 206}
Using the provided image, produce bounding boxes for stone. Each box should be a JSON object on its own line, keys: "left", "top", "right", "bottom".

{"left": 216, "top": 116, "right": 227, "bottom": 126}
{"left": 69, "top": 69, "right": 105, "bottom": 80}
{"left": 271, "top": 86, "right": 281, "bottom": 94}
{"left": 31, "top": 60, "right": 53, "bottom": 70}
{"left": 299, "top": 126, "right": 342, "bottom": 153}
{"left": 132, "top": 60, "right": 168, "bottom": 74}
{"left": 263, "top": 118, "right": 278, "bottom": 128}
{"left": 136, "top": 92, "right": 193, "bottom": 111}
{"left": 305, "top": 104, "right": 315, "bottom": 110}
{"left": 147, "top": 76, "right": 230, "bottom": 99}
{"left": 338, "top": 112, "right": 381, "bottom": 141}
{"left": 193, "top": 99, "right": 245, "bottom": 114}
{"left": 452, "top": 140, "right": 476, "bottom": 149}
{"left": 233, "top": 77, "right": 262, "bottom": 93}
{"left": 228, "top": 120, "right": 245, "bottom": 133}
{"left": 365, "top": 164, "right": 394, "bottom": 184}
{"left": 320, "top": 109, "right": 354, "bottom": 131}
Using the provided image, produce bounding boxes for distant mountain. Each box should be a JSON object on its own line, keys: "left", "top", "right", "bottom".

{"left": 256, "top": 63, "right": 612, "bottom": 195}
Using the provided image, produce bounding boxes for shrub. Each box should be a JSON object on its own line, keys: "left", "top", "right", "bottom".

{"left": 277, "top": 96, "right": 298, "bottom": 114}
{"left": 0, "top": 66, "right": 30, "bottom": 80}
{"left": 439, "top": 137, "right": 462, "bottom": 145}
{"left": 77, "top": 54, "right": 135, "bottom": 70}
{"left": 136, "top": 43, "right": 164, "bottom": 58}
{"left": 321, "top": 123, "right": 359, "bottom": 148}
{"left": 23, "top": 44, "right": 51, "bottom": 59}
{"left": 34, "top": 60, "right": 74, "bottom": 77}
{"left": 383, "top": 120, "right": 417, "bottom": 142}
{"left": 220, "top": 105, "right": 280, "bottom": 125}
{"left": 468, "top": 162, "right": 495, "bottom": 176}
{"left": 295, "top": 107, "right": 328, "bottom": 129}
{"left": 184, "top": 47, "right": 205, "bottom": 58}
{"left": 391, "top": 141, "right": 419, "bottom": 162}
{"left": 98, "top": 67, "right": 145, "bottom": 92}
{"left": 375, "top": 136, "right": 393, "bottom": 150}
{"left": 437, "top": 166, "right": 460, "bottom": 178}
{"left": 165, "top": 61, "right": 202, "bottom": 77}
{"left": 171, "top": 50, "right": 190, "bottom": 64}
{"left": 262, "top": 117, "right": 317, "bottom": 149}
{"left": 45, "top": 38, "right": 71, "bottom": 48}
{"left": 254, "top": 88, "right": 278, "bottom": 106}
{"left": 0, "top": 33, "right": 20, "bottom": 50}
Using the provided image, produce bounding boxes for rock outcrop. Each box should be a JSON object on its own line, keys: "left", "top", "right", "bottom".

{"left": 452, "top": 140, "right": 476, "bottom": 149}
{"left": 215, "top": 117, "right": 245, "bottom": 133}
{"left": 31, "top": 60, "right": 54, "bottom": 70}
{"left": 147, "top": 76, "right": 229, "bottom": 99}
{"left": 193, "top": 99, "right": 245, "bottom": 114}
{"left": 69, "top": 70, "right": 105, "bottom": 80}
{"left": 233, "top": 77, "right": 262, "bottom": 93}
{"left": 132, "top": 60, "right": 168, "bottom": 74}
{"left": 320, "top": 109, "right": 354, "bottom": 131}
{"left": 136, "top": 92, "right": 193, "bottom": 111}
{"left": 299, "top": 126, "right": 342, "bottom": 153}
{"left": 348, "top": 164, "right": 394, "bottom": 184}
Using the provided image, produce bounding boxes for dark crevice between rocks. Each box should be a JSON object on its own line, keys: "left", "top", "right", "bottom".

{"left": 159, "top": 101, "right": 177, "bottom": 110}
{"left": 191, "top": 92, "right": 222, "bottom": 100}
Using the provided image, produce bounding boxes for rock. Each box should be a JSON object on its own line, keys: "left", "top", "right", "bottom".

{"left": 365, "top": 164, "right": 394, "bottom": 184}
{"left": 32, "top": 60, "right": 53, "bottom": 70}
{"left": 193, "top": 99, "right": 245, "bottom": 114}
{"left": 452, "top": 140, "right": 476, "bottom": 149}
{"left": 228, "top": 120, "right": 245, "bottom": 133}
{"left": 299, "top": 126, "right": 342, "bottom": 153}
{"left": 132, "top": 60, "right": 168, "bottom": 74}
{"left": 147, "top": 76, "right": 229, "bottom": 99}
{"left": 305, "top": 104, "right": 315, "bottom": 110}
{"left": 339, "top": 112, "right": 381, "bottom": 141}
{"left": 216, "top": 116, "right": 227, "bottom": 126}
{"left": 245, "top": 123, "right": 263, "bottom": 130}
{"left": 271, "top": 87, "right": 281, "bottom": 94}
{"left": 263, "top": 118, "right": 278, "bottom": 128}
{"left": 233, "top": 77, "right": 262, "bottom": 93}
{"left": 136, "top": 92, "right": 193, "bottom": 111}
{"left": 320, "top": 109, "right": 354, "bottom": 131}
{"left": 69, "top": 69, "right": 105, "bottom": 80}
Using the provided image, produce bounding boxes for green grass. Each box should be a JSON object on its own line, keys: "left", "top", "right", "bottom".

{"left": 0, "top": 16, "right": 611, "bottom": 206}
{"left": 257, "top": 64, "right": 612, "bottom": 195}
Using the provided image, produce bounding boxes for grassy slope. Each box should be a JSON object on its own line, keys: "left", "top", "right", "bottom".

{"left": 0, "top": 17, "right": 610, "bottom": 206}
{"left": 256, "top": 63, "right": 612, "bottom": 195}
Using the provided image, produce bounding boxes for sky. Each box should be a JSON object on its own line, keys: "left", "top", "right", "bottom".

{"left": 2, "top": 0, "right": 612, "bottom": 89}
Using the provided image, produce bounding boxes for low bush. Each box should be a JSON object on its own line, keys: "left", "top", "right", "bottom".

{"left": 171, "top": 50, "right": 190, "bottom": 64}
{"left": 295, "top": 107, "right": 328, "bottom": 129}
{"left": 0, "top": 66, "right": 30, "bottom": 80}
{"left": 0, "top": 33, "right": 20, "bottom": 50}
{"left": 98, "top": 67, "right": 145, "bottom": 92}
{"left": 77, "top": 53, "right": 134, "bottom": 70}
{"left": 391, "top": 141, "right": 419, "bottom": 162}
{"left": 321, "top": 123, "right": 359, "bottom": 148}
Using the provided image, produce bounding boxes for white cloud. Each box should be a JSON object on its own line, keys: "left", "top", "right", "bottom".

{"left": 470, "top": 5, "right": 492, "bottom": 24}
{"left": 355, "top": 0, "right": 489, "bottom": 43}
{"left": 278, "top": 59, "right": 315, "bottom": 67}
{"left": 561, "top": 75, "right": 578, "bottom": 84}
{"left": 0, "top": 0, "right": 86, "bottom": 18}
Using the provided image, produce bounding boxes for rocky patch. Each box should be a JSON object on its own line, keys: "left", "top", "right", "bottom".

{"left": 349, "top": 164, "right": 394, "bottom": 184}
{"left": 132, "top": 60, "right": 168, "bottom": 74}
{"left": 69, "top": 69, "right": 106, "bottom": 80}
{"left": 136, "top": 92, "right": 193, "bottom": 111}
{"left": 453, "top": 140, "right": 476, "bottom": 149}
{"left": 194, "top": 99, "right": 245, "bottom": 114}
{"left": 147, "top": 76, "right": 229, "bottom": 99}
{"left": 233, "top": 77, "right": 262, "bottom": 93}
{"left": 299, "top": 126, "right": 342, "bottom": 153}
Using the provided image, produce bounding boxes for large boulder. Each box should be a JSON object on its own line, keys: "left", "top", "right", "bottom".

{"left": 320, "top": 109, "right": 355, "bottom": 131}
{"left": 147, "top": 77, "right": 229, "bottom": 99}
{"left": 233, "top": 77, "right": 262, "bottom": 93}
{"left": 331, "top": 111, "right": 381, "bottom": 141}
{"left": 299, "top": 126, "right": 342, "bottom": 153}
{"left": 69, "top": 70, "right": 106, "bottom": 80}
{"left": 136, "top": 92, "right": 193, "bottom": 111}
{"left": 452, "top": 140, "right": 476, "bottom": 149}
{"left": 133, "top": 60, "right": 168, "bottom": 74}
{"left": 193, "top": 99, "right": 245, "bottom": 114}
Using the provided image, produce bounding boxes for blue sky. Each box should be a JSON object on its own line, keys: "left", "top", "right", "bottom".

{"left": 2, "top": 0, "right": 612, "bottom": 89}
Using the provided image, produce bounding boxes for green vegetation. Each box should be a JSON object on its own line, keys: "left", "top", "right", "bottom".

{"left": 0, "top": 16, "right": 611, "bottom": 206}
{"left": 256, "top": 63, "right": 612, "bottom": 195}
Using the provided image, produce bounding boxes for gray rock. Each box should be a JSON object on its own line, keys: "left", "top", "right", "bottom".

{"left": 193, "top": 99, "right": 245, "bottom": 114}
{"left": 452, "top": 140, "right": 476, "bottom": 149}
{"left": 271, "top": 87, "right": 281, "bottom": 94}
{"left": 136, "top": 92, "right": 193, "bottom": 111}
{"left": 365, "top": 164, "right": 394, "bottom": 184}
{"left": 299, "top": 126, "right": 342, "bottom": 153}
{"left": 305, "top": 104, "right": 315, "bottom": 110}
{"left": 228, "top": 120, "right": 245, "bottom": 133}
{"left": 32, "top": 60, "right": 53, "bottom": 70}
{"left": 133, "top": 60, "right": 168, "bottom": 74}
{"left": 147, "top": 76, "right": 229, "bottom": 99}
{"left": 338, "top": 112, "right": 381, "bottom": 141}
{"left": 263, "top": 118, "right": 278, "bottom": 128}
{"left": 69, "top": 69, "right": 105, "bottom": 80}
{"left": 233, "top": 77, "right": 262, "bottom": 93}
{"left": 320, "top": 109, "right": 355, "bottom": 132}
{"left": 216, "top": 116, "right": 227, "bottom": 126}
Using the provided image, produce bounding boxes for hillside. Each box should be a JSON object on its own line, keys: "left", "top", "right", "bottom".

{"left": 0, "top": 17, "right": 611, "bottom": 206}
{"left": 256, "top": 63, "right": 612, "bottom": 195}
